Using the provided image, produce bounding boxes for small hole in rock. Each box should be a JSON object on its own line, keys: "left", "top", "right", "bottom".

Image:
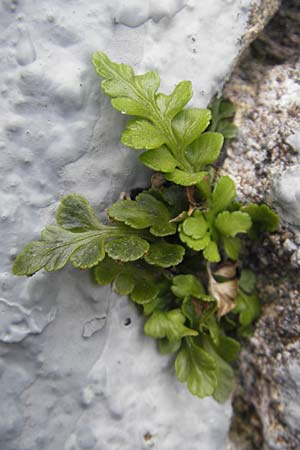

{"left": 124, "top": 317, "right": 132, "bottom": 327}
{"left": 144, "top": 432, "right": 153, "bottom": 441}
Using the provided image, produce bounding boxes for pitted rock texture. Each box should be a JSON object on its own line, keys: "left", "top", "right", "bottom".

{"left": 0, "top": 0, "right": 280, "bottom": 449}
{"left": 220, "top": 1, "right": 300, "bottom": 448}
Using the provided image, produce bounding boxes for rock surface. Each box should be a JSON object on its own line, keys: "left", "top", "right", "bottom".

{"left": 220, "top": 1, "right": 300, "bottom": 448}
{"left": 0, "top": 1, "right": 280, "bottom": 449}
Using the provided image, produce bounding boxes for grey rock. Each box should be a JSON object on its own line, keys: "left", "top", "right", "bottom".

{"left": 272, "top": 167, "right": 300, "bottom": 228}
{"left": 291, "top": 249, "right": 300, "bottom": 268}
{"left": 283, "top": 238, "right": 297, "bottom": 253}
{"left": 0, "top": 0, "right": 280, "bottom": 449}
{"left": 222, "top": 1, "right": 300, "bottom": 449}
{"left": 286, "top": 128, "right": 300, "bottom": 153}
{"left": 82, "top": 316, "right": 106, "bottom": 339}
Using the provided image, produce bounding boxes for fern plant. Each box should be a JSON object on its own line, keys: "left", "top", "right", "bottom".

{"left": 13, "top": 52, "right": 279, "bottom": 402}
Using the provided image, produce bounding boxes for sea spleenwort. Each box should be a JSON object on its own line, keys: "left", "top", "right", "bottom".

{"left": 13, "top": 52, "right": 279, "bottom": 402}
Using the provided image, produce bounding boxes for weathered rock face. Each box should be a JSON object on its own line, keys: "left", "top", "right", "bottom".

{"left": 273, "top": 166, "right": 300, "bottom": 228}
{"left": 221, "top": 1, "right": 300, "bottom": 448}
{"left": 0, "top": 1, "right": 281, "bottom": 449}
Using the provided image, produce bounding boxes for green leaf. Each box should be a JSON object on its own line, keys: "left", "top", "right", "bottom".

{"left": 105, "top": 236, "right": 149, "bottom": 262}
{"left": 13, "top": 193, "right": 160, "bottom": 276}
{"left": 208, "top": 98, "right": 237, "bottom": 138}
{"left": 239, "top": 269, "right": 256, "bottom": 294}
{"left": 218, "top": 101, "right": 235, "bottom": 119}
{"left": 144, "top": 309, "right": 198, "bottom": 341}
{"left": 56, "top": 194, "right": 102, "bottom": 231}
{"left": 234, "top": 291, "right": 260, "bottom": 327}
{"left": 121, "top": 119, "right": 165, "bottom": 150}
{"left": 211, "top": 176, "right": 236, "bottom": 214}
{"left": 94, "top": 53, "right": 228, "bottom": 179}
{"left": 13, "top": 226, "right": 105, "bottom": 275}
{"left": 156, "top": 81, "right": 192, "bottom": 119}
{"left": 93, "top": 52, "right": 160, "bottom": 118}
{"left": 150, "top": 185, "right": 188, "bottom": 220}
{"left": 139, "top": 146, "right": 177, "bottom": 172}
{"left": 93, "top": 54, "right": 239, "bottom": 192}
{"left": 179, "top": 225, "right": 211, "bottom": 251}
{"left": 175, "top": 337, "right": 217, "bottom": 398}
{"left": 196, "top": 175, "right": 211, "bottom": 200}
{"left": 185, "top": 132, "right": 224, "bottom": 170}
{"left": 142, "top": 289, "right": 173, "bottom": 316}
{"left": 165, "top": 169, "right": 207, "bottom": 186}
{"left": 201, "top": 335, "right": 235, "bottom": 403}
{"left": 182, "top": 296, "right": 217, "bottom": 330}
{"left": 93, "top": 53, "right": 196, "bottom": 169}
{"left": 242, "top": 204, "right": 279, "bottom": 240}
{"left": 157, "top": 185, "right": 188, "bottom": 209}
{"left": 171, "top": 274, "right": 205, "bottom": 299}
{"left": 144, "top": 242, "right": 185, "bottom": 268}
{"left": 217, "top": 121, "right": 238, "bottom": 139}
{"left": 222, "top": 315, "right": 238, "bottom": 331}
{"left": 202, "top": 316, "right": 220, "bottom": 346}
{"left": 181, "top": 297, "right": 201, "bottom": 329}
{"left": 172, "top": 108, "right": 212, "bottom": 148}
{"left": 159, "top": 338, "right": 182, "bottom": 355}
{"left": 94, "top": 258, "right": 160, "bottom": 304}
{"left": 108, "top": 192, "right": 176, "bottom": 236}
{"left": 114, "top": 273, "right": 135, "bottom": 295}
{"left": 182, "top": 211, "right": 208, "bottom": 239}
{"left": 237, "top": 324, "right": 255, "bottom": 338}
{"left": 212, "top": 364, "right": 234, "bottom": 403}
{"left": 215, "top": 334, "right": 240, "bottom": 363}
{"left": 203, "top": 241, "right": 221, "bottom": 263}
{"left": 134, "top": 71, "right": 161, "bottom": 98}
{"left": 111, "top": 97, "right": 150, "bottom": 117}
{"left": 69, "top": 236, "right": 106, "bottom": 268}
{"left": 222, "top": 236, "right": 241, "bottom": 260}
{"left": 215, "top": 211, "right": 252, "bottom": 237}
{"left": 92, "top": 256, "right": 121, "bottom": 284}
